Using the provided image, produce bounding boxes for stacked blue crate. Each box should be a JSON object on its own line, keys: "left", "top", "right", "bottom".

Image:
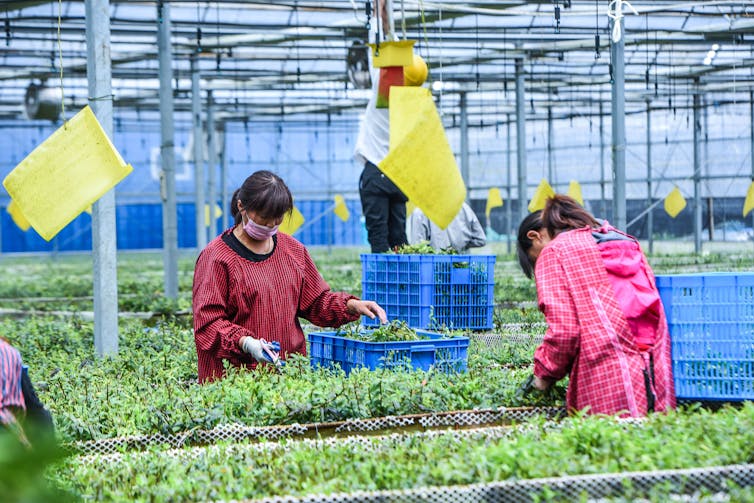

{"left": 657, "top": 272, "right": 754, "bottom": 401}
{"left": 361, "top": 254, "right": 496, "bottom": 330}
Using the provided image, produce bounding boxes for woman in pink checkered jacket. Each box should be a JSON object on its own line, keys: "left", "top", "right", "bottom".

{"left": 517, "top": 196, "right": 675, "bottom": 417}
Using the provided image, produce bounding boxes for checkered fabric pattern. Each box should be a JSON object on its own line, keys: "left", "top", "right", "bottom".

{"left": 193, "top": 230, "right": 359, "bottom": 383}
{"left": 533, "top": 226, "right": 675, "bottom": 416}
{"left": 0, "top": 338, "right": 25, "bottom": 425}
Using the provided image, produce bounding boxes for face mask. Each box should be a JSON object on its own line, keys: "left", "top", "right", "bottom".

{"left": 243, "top": 213, "right": 279, "bottom": 241}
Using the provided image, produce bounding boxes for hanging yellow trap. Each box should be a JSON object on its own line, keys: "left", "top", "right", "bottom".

{"left": 369, "top": 40, "right": 415, "bottom": 108}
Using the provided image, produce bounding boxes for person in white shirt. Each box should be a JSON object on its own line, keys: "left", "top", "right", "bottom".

{"left": 354, "top": 0, "right": 426, "bottom": 253}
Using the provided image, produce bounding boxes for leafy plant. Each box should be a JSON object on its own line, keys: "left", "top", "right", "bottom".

{"left": 339, "top": 320, "right": 421, "bottom": 342}
{"left": 391, "top": 242, "right": 458, "bottom": 255}
{"left": 48, "top": 403, "right": 754, "bottom": 502}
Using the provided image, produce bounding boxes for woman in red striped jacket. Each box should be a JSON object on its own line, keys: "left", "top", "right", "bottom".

{"left": 516, "top": 195, "right": 675, "bottom": 416}
{"left": 192, "top": 170, "right": 387, "bottom": 383}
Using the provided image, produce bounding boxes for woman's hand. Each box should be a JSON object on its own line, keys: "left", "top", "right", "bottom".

{"left": 347, "top": 299, "right": 388, "bottom": 324}
{"left": 533, "top": 375, "right": 555, "bottom": 391}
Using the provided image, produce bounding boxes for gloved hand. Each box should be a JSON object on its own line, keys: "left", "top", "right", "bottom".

{"left": 514, "top": 373, "right": 536, "bottom": 402}
{"left": 241, "top": 337, "right": 281, "bottom": 366}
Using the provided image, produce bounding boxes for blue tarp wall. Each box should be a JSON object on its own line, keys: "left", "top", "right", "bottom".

{"left": 0, "top": 116, "right": 368, "bottom": 252}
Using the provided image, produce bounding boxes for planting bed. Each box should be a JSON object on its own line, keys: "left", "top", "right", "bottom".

{"left": 1, "top": 248, "right": 753, "bottom": 501}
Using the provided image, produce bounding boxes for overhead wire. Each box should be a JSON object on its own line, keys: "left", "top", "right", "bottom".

{"left": 56, "top": 0, "right": 65, "bottom": 126}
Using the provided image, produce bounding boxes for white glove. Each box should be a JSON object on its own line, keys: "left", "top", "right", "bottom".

{"left": 241, "top": 337, "right": 281, "bottom": 364}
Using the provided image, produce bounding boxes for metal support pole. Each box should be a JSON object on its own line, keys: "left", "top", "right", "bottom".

{"left": 751, "top": 91, "right": 754, "bottom": 239}
{"left": 599, "top": 101, "right": 606, "bottom": 218}
{"left": 459, "top": 92, "right": 469, "bottom": 192}
{"left": 515, "top": 58, "right": 527, "bottom": 225}
{"left": 610, "top": 22, "right": 626, "bottom": 231}
{"left": 645, "top": 100, "right": 653, "bottom": 255}
{"left": 506, "top": 115, "right": 512, "bottom": 254}
{"left": 86, "top": 0, "right": 118, "bottom": 356}
{"left": 207, "top": 91, "right": 218, "bottom": 240}
{"left": 704, "top": 98, "right": 713, "bottom": 241}
{"left": 191, "top": 54, "right": 206, "bottom": 251}
{"left": 693, "top": 86, "right": 702, "bottom": 254}
{"left": 221, "top": 122, "right": 229, "bottom": 231}
{"left": 158, "top": 1, "right": 178, "bottom": 298}
{"left": 547, "top": 106, "right": 553, "bottom": 185}
{"left": 328, "top": 121, "right": 334, "bottom": 249}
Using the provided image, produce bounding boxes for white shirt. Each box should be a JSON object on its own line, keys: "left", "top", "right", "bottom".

{"left": 353, "top": 23, "right": 389, "bottom": 166}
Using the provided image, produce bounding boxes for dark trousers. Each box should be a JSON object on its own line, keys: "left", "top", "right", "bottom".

{"left": 359, "top": 161, "right": 408, "bottom": 253}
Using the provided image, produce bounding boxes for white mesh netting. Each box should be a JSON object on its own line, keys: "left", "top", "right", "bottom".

{"left": 69, "top": 407, "right": 564, "bottom": 456}
{"left": 234, "top": 464, "right": 754, "bottom": 503}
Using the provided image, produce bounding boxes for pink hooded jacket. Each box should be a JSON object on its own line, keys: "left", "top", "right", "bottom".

{"left": 533, "top": 224, "right": 675, "bottom": 416}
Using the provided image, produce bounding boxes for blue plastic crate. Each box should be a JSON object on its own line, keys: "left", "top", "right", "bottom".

{"left": 360, "top": 254, "right": 496, "bottom": 330}
{"left": 656, "top": 272, "right": 754, "bottom": 401}
{"left": 308, "top": 329, "right": 469, "bottom": 374}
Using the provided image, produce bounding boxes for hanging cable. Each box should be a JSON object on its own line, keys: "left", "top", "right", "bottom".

{"left": 295, "top": 1, "right": 301, "bottom": 84}
{"left": 554, "top": 1, "right": 561, "bottom": 34}
{"left": 594, "top": 0, "right": 600, "bottom": 59}
{"left": 645, "top": 14, "right": 649, "bottom": 90}
{"left": 215, "top": 2, "right": 221, "bottom": 71}
{"left": 475, "top": 14, "right": 480, "bottom": 90}
{"left": 374, "top": 0, "right": 381, "bottom": 55}
{"left": 57, "top": 0, "right": 65, "bottom": 125}
{"left": 5, "top": 10, "right": 10, "bottom": 46}
{"left": 49, "top": 2, "right": 55, "bottom": 70}
{"left": 503, "top": 28, "right": 508, "bottom": 96}
{"left": 349, "top": 0, "right": 367, "bottom": 26}
{"left": 654, "top": 30, "right": 658, "bottom": 97}
{"left": 196, "top": 2, "right": 202, "bottom": 53}
{"left": 418, "top": 0, "right": 430, "bottom": 59}
{"left": 400, "top": 0, "right": 406, "bottom": 39}
{"left": 669, "top": 46, "right": 674, "bottom": 116}
{"left": 435, "top": 1, "right": 443, "bottom": 114}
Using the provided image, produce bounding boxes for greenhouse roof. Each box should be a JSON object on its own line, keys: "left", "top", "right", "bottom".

{"left": 0, "top": 0, "right": 753, "bottom": 125}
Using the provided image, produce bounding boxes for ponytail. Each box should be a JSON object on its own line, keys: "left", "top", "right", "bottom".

{"left": 542, "top": 194, "right": 598, "bottom": 237}
{"left": 230, "top": 189, "right": 242, "bottom": 225}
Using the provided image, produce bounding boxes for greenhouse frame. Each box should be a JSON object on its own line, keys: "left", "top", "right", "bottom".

{"left": 1, "top": 1, "right": 754, "bottom": 502}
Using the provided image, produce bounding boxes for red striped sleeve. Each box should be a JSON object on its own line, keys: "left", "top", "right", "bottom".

{"left": 0, "top": 339, "right": 25, "bottom": 424}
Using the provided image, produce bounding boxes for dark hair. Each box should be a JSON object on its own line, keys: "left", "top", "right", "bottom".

{"left": 516, "top": 210, "right": 543, "bottom": 279}
{"left": 230, "top": 170, "right": 293, "bottom": 224}
{"left": 542, "top": 194, "right": 598, "bottom": 237}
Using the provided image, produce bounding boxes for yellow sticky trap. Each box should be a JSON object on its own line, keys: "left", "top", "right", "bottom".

{"left": 204, "top": 203, "right": 223, "bottom": 227}
{"left": 7, "top": 199, "right": 31, "bottom": 232}
{"left": 333, "top": 195, "right": 350, "bottom": 222}
{"left": 380, "top": 86, "right": 466, "bottom": 229}
{"left": 664, "top": 187, "right": 686, "bottom": 218}
{"left": 567, "top": 180, "right": 584, "bottom": 206}
{"left": 2, "top": 105, "right": 133, "bottom": 241}
{"left": 485, "top": 187, "right": 503, "bottom": 218}
{"left": 528, "top": 179, "right": 555, "bottom": 212}
{"left": 743, "top": 181, "right": 754, "bottom": 217}
{"left": 368, "top": 40, "right": 415, "bottom": 68}
{"left": 279, "top": 205, "right": 305, "bottom": 235}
